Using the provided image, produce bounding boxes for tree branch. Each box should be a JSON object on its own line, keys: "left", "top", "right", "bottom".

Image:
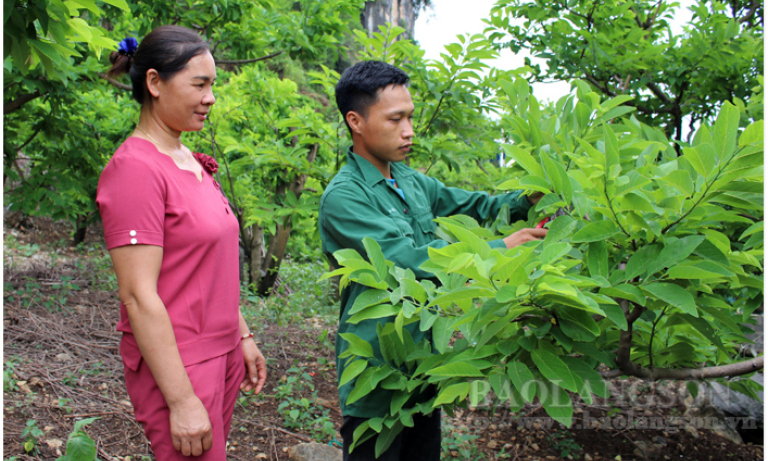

{"left": 738, "top": 0, "right": 760, "bottom": 26}
{"left": 98, "top": 73, "right": 132, "bottom": 91}
{"left": 4, "top": 91, "right": 44, "bottom": 114}
{"left": 601, "top": 355, "right": 764, "bottom": 380}
{"left": 215, "top": 51, "right": 284, "bottom": 66}
{"left": 645, "top": 81, "right": 672, "bottom": 105}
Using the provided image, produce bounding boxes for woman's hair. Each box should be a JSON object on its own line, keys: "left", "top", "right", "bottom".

{"left": 108, "top": 26, "right": 211, "bottom": 105}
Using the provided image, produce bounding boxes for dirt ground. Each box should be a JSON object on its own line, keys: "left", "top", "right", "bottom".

{"left": 3, "top": 216, "right": 764, "bottom": 460}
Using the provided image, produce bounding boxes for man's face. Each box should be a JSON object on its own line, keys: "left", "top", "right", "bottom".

{"left": 352, "top": 84, "right": 415, "bottom": 166}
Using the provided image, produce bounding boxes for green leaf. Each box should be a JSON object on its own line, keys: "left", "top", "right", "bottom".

{"left": 432, "top": 316, "right": 452, "bottom": 354}
{"left": 540, "top": 384, "right": 573, "bottom": 427}
{"left": 558, "top": 308, "right": 600, "bottom": 341}
{"left": 346, "top": 367, "right": 393, "bottom": 406}
{"left": 712, "top": 101, "right": 739, "bottom": 158}
{"left": 667, "top": 261, "right": 735, "bottom": 279}
{"left": 645, "top": 235, "right": 706, "bottom": 277}
{"left": 375, "top": 420, "right": 404, "bottom": 458}
{"left": 339, "top": 360, "right": 369, "bottom": 386}
{"left": 600, "top": 284, "right": 646, "bottom": 307}
{"left": 624, "top": 244, "right": 661, "bottom": 281}
{"left": 507, "top": 361, "right": 537, "bottom": 403}
{"left": 339, "top": 333, "right": 374, "bottom": 358}
{"left": 601, "top": 303, "right": 628, "bottom": 330}
{"left": 531, "top": 349, "right": 578, "bottom": 392}
{"left": 99, "top": 0, "right": 131, "bottom": 11}
{"left": 544, "top": 215, "right": 577, "bottom": 244}
{"left": 641, "top": 283, "right": 698, "bottom": 317}
{"left": 739, "top": 120, "right": 764, "bottom": 147}
{"left": 433, "top": 382, "right": 471, "bottom": 406}
{"left": 427, "top": 361, "right": 485, "bottom": 378}
{"left": 363, "top": 237, "right": 388, "bottom": 281}
{"left": 348, "top": 303, "right": 400, "bottom": 324}
{"left": 71, "top": 417, "right": 99, "bottom": 433}
{"left": 586, "top": 241, "right": 609, "bottom": 279}
{"left": 349, "top": 289, "right": 391, "bottom": 315}
{"left": 571, "top": 220, "right": 620, "bottom": 243}
{"left": 60, "top": 432, "right": 96, "bottom": 461}
{"left": 502, "top": 144, "right": 544, "bottom": 177}
{"left": 561, "top": 357, "right": 609, "bottom": 400}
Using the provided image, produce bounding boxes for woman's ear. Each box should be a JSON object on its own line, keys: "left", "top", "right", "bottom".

{"left": 146, "top": 69, "right": 162, "bottom": 99}
{"left": 346, "top": 111, "right": 364, "bottom": 134}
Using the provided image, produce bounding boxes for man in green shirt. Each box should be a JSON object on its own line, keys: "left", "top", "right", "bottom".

{"left": 319, "top": 61, "right": 546, "bottom": 460}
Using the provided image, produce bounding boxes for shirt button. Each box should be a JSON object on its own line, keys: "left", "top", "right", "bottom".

{"left": 403, "top": 209, "right": 408, "bottom": 214}
{"left": 130, "top": 238, "right": 138, "bottom": 245}
{"left": 129, "top": 230, "right": 137, "bottom": 236}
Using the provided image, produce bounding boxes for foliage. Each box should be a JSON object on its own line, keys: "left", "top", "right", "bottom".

{"left": 55, "top": 417, "right": 100, "bottom": 461}
{"left": 272, "top": 365, "right": 337, "bottom": 442}
{"left": 324, "top": 78, "right": 763, "bottom": 454}
{"left": 485, "top": 0, "right": 764, "bottom": 142}
{"left": 21, "top": 419, "right": 44, "bottom": 453}
{"left": 242, "top": 259, "right": 338, "bottom": 326}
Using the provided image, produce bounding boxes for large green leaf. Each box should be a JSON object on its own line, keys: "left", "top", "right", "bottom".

{"left": 507, "top": 361, "right": 537, "bottom": 403}
{"left": 339, "top": 333, "right": 374, "bottom": 358}
{"left": 641, "top": 283, "right": 698, "bottom": 317}
{"left": 427, "top": 361, "right": 485, "bottom": 378}
{"left": 339, "top": 360, "right": 369, "bottom": 386}
{"left": 645, "top": 235, "right": 706, "bottom": 276}
{"left": 571, "top": 220, "right": 620, "bottom": 243}
{"left": 540, "top": 384, "right": 573, "bottom": 427}
{"left": 346, "top": 367, "right": 393, "bottom": 405}
{"left": 433, "top": 382, "right": 471, "bottom": 406}
{"left": 531, "top": 349, "right": 578, "bottom": 392}
{"left": 363, "top": 237, "right": 389, "bottom": 281}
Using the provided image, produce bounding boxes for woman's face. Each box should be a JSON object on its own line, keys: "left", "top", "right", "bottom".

{"left": 150, "top": 51, "right": 216, "bottom": 133}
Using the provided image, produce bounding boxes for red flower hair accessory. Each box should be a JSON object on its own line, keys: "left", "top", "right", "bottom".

{"left": 193, "top": 153, "right": 218, "bottom": 174}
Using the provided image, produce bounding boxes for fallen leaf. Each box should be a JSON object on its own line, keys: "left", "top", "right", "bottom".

{"left": 255, "top": 454, "right": 267, "bottom": 459}
{"left": 488, "top": 440, "right": 499, "bottom": 449}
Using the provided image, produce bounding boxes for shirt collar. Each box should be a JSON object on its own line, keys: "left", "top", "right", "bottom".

{"left": 346, "top": 148, "right": 415, "bottom": 186}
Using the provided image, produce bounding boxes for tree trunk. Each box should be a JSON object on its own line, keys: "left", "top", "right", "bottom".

{"left": 257, "top": 217, "right": 292, "bottom": 296}
{"left": 73, "top": 215, "right": 88, "bottom": 246}
{"left": 256, "top": 143, "right": 319, "bottom": 296}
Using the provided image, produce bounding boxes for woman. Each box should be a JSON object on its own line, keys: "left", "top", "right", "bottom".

{"left": 97, "top": 26, "right": 267, "bottom": 460}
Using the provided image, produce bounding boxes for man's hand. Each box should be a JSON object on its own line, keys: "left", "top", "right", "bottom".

{"left": 169, "top": 395, "right": 213, "bottom": 456}
{"left": 241, "top": 339, "right": 267, "bottom": 394}
{"left": 503, "top": 228, "right": 548, "bottom": 249}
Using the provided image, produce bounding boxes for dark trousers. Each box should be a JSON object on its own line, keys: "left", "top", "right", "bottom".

{"left": 340, "top": 410, "right": 441, "bottom": 461}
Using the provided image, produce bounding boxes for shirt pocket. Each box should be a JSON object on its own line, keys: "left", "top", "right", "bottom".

{"left": 413, "top": 211, "right": 436, "bottom": 239}
{"left": 389, "top": 215, "right": 415, "bottom": 238}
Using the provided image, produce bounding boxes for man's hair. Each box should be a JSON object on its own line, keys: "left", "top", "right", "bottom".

{"left": 335, "top": 61, "right": 410, "bottom": 133}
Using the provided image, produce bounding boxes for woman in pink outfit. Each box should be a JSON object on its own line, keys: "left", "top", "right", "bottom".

{"left": 97, "top": 26, "right": 267, "bottom": 460}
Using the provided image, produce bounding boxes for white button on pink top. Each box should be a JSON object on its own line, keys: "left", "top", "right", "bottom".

{"left": 130, "top": 238, "right": 138, "bottom": 244}
{"left": 130, "top": 230, "right": 137, "bottom": 236}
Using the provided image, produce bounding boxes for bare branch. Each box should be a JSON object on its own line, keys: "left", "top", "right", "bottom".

{"left": 601, "top": 355, "right": 764, "bottom": 380}
{"left": 215, "top": 51, "right": 284, "bottom": 66}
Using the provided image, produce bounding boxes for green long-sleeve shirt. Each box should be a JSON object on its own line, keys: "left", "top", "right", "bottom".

{"left": 319, "top": 150, "right": 531, "bottom": 418}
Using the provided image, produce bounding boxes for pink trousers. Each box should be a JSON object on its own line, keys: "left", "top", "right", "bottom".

{"left": 124, "top": 346, "right": 245, "bottom": 461}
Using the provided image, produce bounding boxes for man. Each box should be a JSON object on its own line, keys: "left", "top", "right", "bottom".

{"left": 319, "top": 61, "right": 546, "bottom": 460}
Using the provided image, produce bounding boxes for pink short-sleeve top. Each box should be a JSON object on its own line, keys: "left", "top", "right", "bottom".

{"left": 96, "top": 137, "right": 241, "bottom": 370}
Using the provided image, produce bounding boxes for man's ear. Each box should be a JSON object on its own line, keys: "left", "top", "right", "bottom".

{"left": 346, "top": 111, "right": 364, "bottom": 134}
{"left": 146, "top": 69, "right": 162, "bottom": 98}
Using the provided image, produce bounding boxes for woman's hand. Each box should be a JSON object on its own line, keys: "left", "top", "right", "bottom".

{"left": 169, "top": 395, "right": 213, "bottom": 456}
{"left": 240, "top": 338, "right": 267, "bottom": 394}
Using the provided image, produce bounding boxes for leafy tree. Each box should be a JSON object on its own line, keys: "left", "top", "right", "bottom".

{"left": 485, "top": 0, "right": 763, "bottom": 145}
{"left": 326, "top": 67, "right": 764, "bottom": 455}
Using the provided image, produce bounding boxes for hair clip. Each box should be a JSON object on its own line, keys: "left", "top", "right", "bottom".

{"left": 118, "top": 37, "right": 138, "bottom": 57}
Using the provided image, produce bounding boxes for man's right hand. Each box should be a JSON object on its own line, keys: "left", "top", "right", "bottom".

{"left": 169, "top": 395, "right": 213, "bottom": 456}
{"left": 503, "top": 228, "right": 548, "bottom": 249}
